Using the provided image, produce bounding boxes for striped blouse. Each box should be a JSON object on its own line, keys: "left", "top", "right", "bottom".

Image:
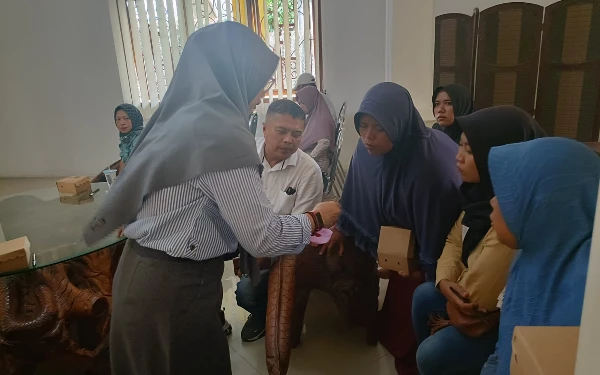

{"left": 123, "top": 165, "right": 312, "bottom": 260}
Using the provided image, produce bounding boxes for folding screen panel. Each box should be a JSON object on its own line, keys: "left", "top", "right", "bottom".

{"left": 434, "top": 12, "right": 477, "bottom": 90}
{"left": 535, "top": 0, "right": 600, "bottom": 141}
{"left": 473, "top": 3, "right": 543, "bottom": 113}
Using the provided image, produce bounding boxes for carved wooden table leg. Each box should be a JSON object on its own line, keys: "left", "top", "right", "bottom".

{"left": 0, "top": 242, "right": 124, "bottom": 375}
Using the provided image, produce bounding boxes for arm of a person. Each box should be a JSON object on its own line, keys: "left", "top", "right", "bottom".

{"left": 117, "top": 160, "right": 125, "bottom": 174}
{"left": 435, "top": 213, "right": 466, "bottom": 286}
{"left": 412, "top": 177, "right": 462, "bottom": 282}
{"left": 290, "top": 164, "right": 324, "bottom": 215}
{"left": 458, "top": 230, "right": 517, "bottom": 311}
{"left": 202, "top": 166, "right": 312, "bottom": 258}
{"left": 310, "top": 139, "right": 331, "bottom": 159}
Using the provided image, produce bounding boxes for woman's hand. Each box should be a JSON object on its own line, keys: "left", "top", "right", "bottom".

{"left": 312, "top": 201, "right": 341, "bottom": 229}
{"left": 117, "top": 226, "right": 125, "bottom": 238}
{"left": 319, "top": 227, "right": 345, "bottom": 256}
{"left": 438, "top": 279, "right": 478, "bottom": 316}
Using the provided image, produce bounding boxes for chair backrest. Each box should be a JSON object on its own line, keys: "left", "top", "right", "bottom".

{"left": 337, "top": 102, "right": 347, "bottom": 131}
{"left": 249, "top": 112, "right": 258, "bottom": 136}
{"left": 325, "top": 102, "right": 347, "bottom": 195}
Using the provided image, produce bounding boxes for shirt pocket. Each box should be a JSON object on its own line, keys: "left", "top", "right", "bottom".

{"left": 273, "top": 189, "right": 297, "bottom": 215}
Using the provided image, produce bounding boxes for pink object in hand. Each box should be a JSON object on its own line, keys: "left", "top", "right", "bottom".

{"left": 310, "top": 228, "right": 333, "bottom": 245}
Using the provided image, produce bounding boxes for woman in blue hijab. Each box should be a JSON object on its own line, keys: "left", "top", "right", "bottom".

{"left": 413, "top": 106, "right": 545, "bottom": 375}
{"left": 114, "top": 103, "right": 143, "bottom": 168}
{"left": 484, "top": 137, "right": 600, "bottom": 375}
{"left": 326, "top": 82, "right": 462, "bottom": 373}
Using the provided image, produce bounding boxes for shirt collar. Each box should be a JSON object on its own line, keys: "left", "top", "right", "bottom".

{"left": 257, "top": 139, "right": 299, "bottom": 171}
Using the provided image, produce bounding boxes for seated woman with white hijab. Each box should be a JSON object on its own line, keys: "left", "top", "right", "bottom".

{"left": 296, "top": 86, "right": 337, "bottom": 176}
{"left": 83, "top": 22, "right": 340, "bottom": 375}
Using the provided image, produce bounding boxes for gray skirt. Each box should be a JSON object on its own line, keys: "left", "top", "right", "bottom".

{"left": 110, "top": 239, "right": 230, "bottom": 375}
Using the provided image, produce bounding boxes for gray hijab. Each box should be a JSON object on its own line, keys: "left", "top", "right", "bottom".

{"left": 84, "top": 22, "right": 278, "bottom": 244}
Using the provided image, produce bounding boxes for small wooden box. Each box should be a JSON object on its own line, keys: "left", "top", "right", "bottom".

{"left": 0, "top": 237, "right": 31, "bottom": 273}
{"left": 511, "top": 326, "right": 579, "bottom": 375}
{"left": 56, "top": 176, "right": 91, "bottom": 195}
{"left": 377, "top": 226, "right": 418, "bottom": 275}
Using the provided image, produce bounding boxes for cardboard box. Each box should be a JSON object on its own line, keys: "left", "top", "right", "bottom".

{"left": 59, "top": 192, "right": 94, "bottom": 205}
{"left": 56, "top": 176, "right": 91, "bottom": 195}
{"left": 0, "top": 237, "right": 31, "bottom": 273}
{"left": 511, "top": 326, "right": 579, "bottom": 375}
{"left": 377, "top": 226, "right": 418, "bottom": 275}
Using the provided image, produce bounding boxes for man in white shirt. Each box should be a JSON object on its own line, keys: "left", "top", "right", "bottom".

{"left": 236, "top": 99, "right": 324, "bottom": 342}
{"left": 294, "top": 72, "right": 337, "bottom": 121}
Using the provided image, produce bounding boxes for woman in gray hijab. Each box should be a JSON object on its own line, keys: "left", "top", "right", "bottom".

{"left": 84, "top": 22, "right": 340, "bottom": 375}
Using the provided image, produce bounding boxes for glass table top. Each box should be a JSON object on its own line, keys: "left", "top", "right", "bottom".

{"left": 0, "top": 183, "right": 123, "bottom": 277}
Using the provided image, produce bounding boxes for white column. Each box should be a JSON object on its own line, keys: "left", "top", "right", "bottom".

{"left": 575, "top": 184, "right": 600, "bottom": 374}
{"left": 386, "top": 0, "right": 435, "bottom": 123}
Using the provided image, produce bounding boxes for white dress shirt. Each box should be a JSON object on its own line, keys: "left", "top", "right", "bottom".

{"left": 257, "top": 139, "right": 324, "bottom": 215}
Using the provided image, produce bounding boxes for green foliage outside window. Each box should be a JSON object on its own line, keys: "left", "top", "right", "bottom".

{"left": 266, "top": 0, "right": 296, "bottom": 31}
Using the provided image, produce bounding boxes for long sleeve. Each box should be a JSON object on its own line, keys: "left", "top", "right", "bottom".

{"left": 435, "top": 213, "right": 466, "bottom": 286}
{"left": 309, "top": 139, "right": 331, "bottom": 174}
{"left": 309, "top": 139, "right": 330, "bottom": 159}
{"left": 202, "top": 166, "right": 312, "bottom": 257}
{"left": 458, "top": 229, "right": 516, "bottom": 311}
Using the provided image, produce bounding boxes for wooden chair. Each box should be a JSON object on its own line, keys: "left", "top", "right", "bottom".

{"left": 265, "top": 240, "right": 379, "bottom": 375}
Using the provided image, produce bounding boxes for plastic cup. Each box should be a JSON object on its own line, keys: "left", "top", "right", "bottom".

{"left": 103, "top": 169, "right": 118, "bottom": 187}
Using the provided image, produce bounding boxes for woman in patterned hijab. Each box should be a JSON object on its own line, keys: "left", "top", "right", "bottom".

{"left": 114, "top": 103, "right": 143, "bottom": 164}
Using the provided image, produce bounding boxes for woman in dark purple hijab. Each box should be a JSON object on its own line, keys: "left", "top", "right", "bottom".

{"left": 326, "top": 82, "right": 462, "bottom": 373}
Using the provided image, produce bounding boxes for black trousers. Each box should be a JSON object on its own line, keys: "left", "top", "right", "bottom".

{"left": 110, "top": 239, "right": 230, "bottom": 375}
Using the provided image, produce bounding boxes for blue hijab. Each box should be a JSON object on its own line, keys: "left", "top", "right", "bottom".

{"left": 337, "top": 82, "right": 462, "bottom": 280}
{"left": 114, "top": 103, "right": 143, "bottom": 163}
{"left": 489, "top": 137, "right": 600, "bottom": 375}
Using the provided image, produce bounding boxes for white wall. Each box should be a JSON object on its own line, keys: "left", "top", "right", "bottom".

{"left": 435, "top": 0, "right": 558, "bottom": 16}
{"left": 0, "top": 0, "right": 123, "bottom": 177}
{"left": 390, "top": 0, "right": 435, "bottom": 122}
{"left": 320, "top": 0, "right": 387, "bottom": 167}
{"left": 576, "top": 184, "right": 600, "bottom": 374}
{"left": 0, "top": 0, "right": 434, "bottom": 177}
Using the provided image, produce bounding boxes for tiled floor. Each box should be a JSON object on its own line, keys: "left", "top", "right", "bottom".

{"left": 0, "top": 178, "right": 397, "bottom": 375}
{"left": 222, "top": 262, "right": 396, "bottom": 375}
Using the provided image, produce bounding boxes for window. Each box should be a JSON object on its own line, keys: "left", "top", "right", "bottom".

{"left": 108, "top": 0, "right": 322, "bottom": 109}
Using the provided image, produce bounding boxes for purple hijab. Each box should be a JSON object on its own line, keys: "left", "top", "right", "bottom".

{"left": 297, "top": 86, "right": 336, "bottom": 151}
{"left": 337, "top": 83, "right": 462, "bottom": 280}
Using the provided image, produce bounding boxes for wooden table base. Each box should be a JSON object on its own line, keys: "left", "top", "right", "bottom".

{"left": 0, "top": 242, "right": 124, "bottom": 375}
